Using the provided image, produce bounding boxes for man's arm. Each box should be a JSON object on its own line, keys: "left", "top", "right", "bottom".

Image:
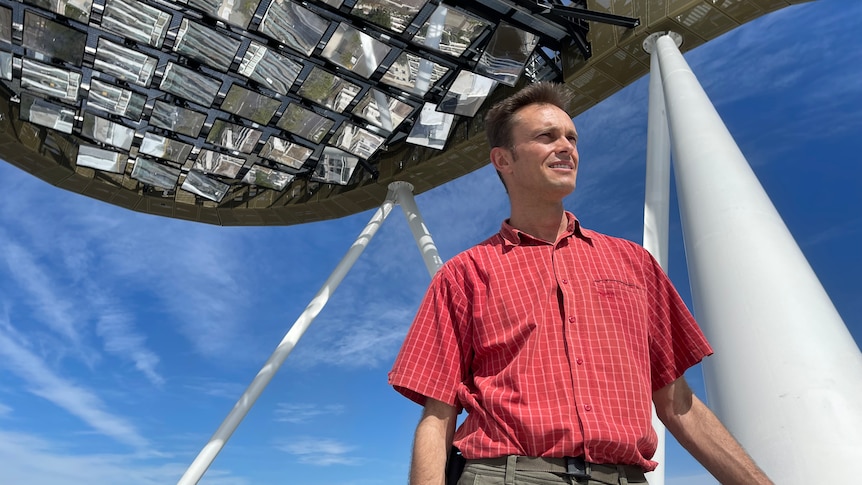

{"left": 653, "top": 376, "right": 773, "bottom": 485}
{"left": 410, "top": 397, "right": 458, "bottom": 485}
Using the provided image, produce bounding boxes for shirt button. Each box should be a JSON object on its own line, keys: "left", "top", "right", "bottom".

{"left": 561, "top": 278, "right": 568, "bottom": 284}
{"left": 576, "top": 358, "right": 583, "bottom": 365}
{"left": 584, "top": 405, "right": 592, "bottom": 411}
{"left": 568, "top": 316, "right": 575, "bottom": 323}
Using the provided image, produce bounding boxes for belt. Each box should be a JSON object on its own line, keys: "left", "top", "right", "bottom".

{"left": 466, "top": 456, "right": 646, "bottom": 484}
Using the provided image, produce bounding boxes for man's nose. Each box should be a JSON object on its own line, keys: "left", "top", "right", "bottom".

{"left": 557, "top": 136, "right": 575, "bottom": 152}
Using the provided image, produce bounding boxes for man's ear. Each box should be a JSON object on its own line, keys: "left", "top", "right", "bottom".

{"left": 490, "top": 146, "right": 513, "bottom": 175}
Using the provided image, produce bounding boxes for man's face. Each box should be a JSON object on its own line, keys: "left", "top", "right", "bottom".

{"left": 493, "top": 103, "right": 579, "bottom": 200}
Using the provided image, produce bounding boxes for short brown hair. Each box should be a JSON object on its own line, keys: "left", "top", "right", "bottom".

{"left": 485, "top": 82, "right": 569, "bottom": 149}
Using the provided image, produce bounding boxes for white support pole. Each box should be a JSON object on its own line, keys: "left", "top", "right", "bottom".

{"left": 177, "top": 187, "right": 400, "bottom": 485}
{"left": 641, "top": 33, "right": 678, "bottom": 485}
{"left": 390, "top": 181, "right": 444, "bottom": 277}
{"left": 654, "top": 33, "right": 862, "bottom": 484}
{"left": 642, "top": 34, "right": 677, "bottom": 270}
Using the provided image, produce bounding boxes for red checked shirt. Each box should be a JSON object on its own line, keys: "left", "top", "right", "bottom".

{"left": 388, "top": 212, "right": 713, "bottom": 471}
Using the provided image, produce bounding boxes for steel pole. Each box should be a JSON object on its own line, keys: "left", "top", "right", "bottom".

{"left": 642, "top": 34, "right": 676, "bottom": 270}
{"left": 390, "top": 181, "right": 444, "bottom": 277}
{"left": 641, "top": 34, "right": 678, "bottom": 485}
{"left": 655, "top": 33, "right": 862, "bottom": 483}
{"left": 177, "top": 187, "right": 400, "bottom": 485}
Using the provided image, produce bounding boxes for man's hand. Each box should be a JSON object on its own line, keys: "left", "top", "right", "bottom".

{"left": 410, "top": 398, "right": 458, "bottom": 485}
{"left": 653, "top": 377, "right": 773, "bottom": 485}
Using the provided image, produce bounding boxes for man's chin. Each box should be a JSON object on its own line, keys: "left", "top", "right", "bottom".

{"left": 550, "top": 183, "right": 576, "bottom": 199}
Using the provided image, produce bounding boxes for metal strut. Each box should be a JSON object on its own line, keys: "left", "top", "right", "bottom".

{"left": 506, "top": 0, "right": 641, "bottom": 60}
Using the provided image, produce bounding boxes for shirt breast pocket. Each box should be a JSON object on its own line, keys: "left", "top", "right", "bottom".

{"left": 591, "top": 279, "right": 649, "bottom": 350}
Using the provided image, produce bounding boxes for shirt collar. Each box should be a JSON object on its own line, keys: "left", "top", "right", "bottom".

{"left": 499, "top": 211, "right": 591, "bottom": 246}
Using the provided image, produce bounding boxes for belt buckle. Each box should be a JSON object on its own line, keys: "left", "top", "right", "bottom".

{"left": 565, "top": 456, "right": 591, "bottom": 480}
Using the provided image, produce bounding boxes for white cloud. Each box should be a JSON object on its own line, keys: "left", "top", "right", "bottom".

{"left": 94, "top": 305, "right": 164, "bottom": 387}
{"left": 96, "top": 221, "right": 256, "bottom": 360}
{"left": 800, "top": 217, "right": 862, "bottom": 249}
{"left": 685, "top": 2, "right": 862, "bottom": 143}
{"left": 0, "top": 235, "right": 83, "bottom": 345}
{"left": 275, "top": 437, "right": 359, "bottom": 466}
{"left": 0, "top": 401, "right": 12, "bottom": 418}
{"left": 291, "top": 297, "right": 415, "bottom": 369}
{"left": 0, "top": 430, "right": 249, "bottom": 485}
{"left": 0, "top": 170, "right": 258, "bottom": 363}
{"left": 184, "top": 379, "right": 247, "bottom": 400}
{"left": 0, "top": 221, "right": 164, "bottom": 385}
{"left": 274, "top": 403, "right": 345, "bottom": 424}
{"left": 0, "top": 317, "right": 149, "bottom": 449}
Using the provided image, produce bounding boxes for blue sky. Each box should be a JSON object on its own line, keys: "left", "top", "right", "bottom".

{"left": 0, "top": 1, "right": 859, "bottom": 484}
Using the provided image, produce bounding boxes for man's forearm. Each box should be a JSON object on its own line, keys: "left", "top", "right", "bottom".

{"left": 655, "top": 378, "right": 772, "bottom": 485}
{"left": 410, "top": 398, "right": 457, "bottom": 485}
{"left": 669, "top": 396, "right": 772, "bottom": 484}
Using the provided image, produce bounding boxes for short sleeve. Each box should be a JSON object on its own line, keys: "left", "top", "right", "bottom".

{"left": 388, "top": 263, "right": 471, "bottom": 407}
{"left": 643, "top": 250, "right": 714, "bottom": 391}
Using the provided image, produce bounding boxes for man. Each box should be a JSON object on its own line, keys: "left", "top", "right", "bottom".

{"left": 388, "top": 82, "right": 772, "bottom": 485}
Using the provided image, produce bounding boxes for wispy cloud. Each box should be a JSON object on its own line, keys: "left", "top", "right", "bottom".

{"left": 290, "top": 296, "right": 415, "bottom": 369}
{"left": 686, "top": 2, "right": 862, "bottom": 144}
{"left": 0, "top": 168, "right": 258, "bottom": 364}
{"left": 275, "top": 436, "right": 359, "bottom": 466}
{"left": 96, "top": 221, "right": 256, "bottom": 360}
{"left": 0, "top": 430, "right": 249, "bottom": 485}
{"left": 0, "top": 221, "right": 164, "bottom": 385}
{"left": 0, "top": 234, "right": 83, "bottom": 345}
{"left": 800, "top": 217, "right": 862, "bottom": 249}
{"left": 274, "top": 402, "right": 345, "bottom": 424}
{"left": 0, "top": 317, "right": 149, "bottom": 449}
{"left": 0, "top": 401, "right": 12, "bottom": 418}
{"left": 93, "top": 304, "right": 164, "bottom": 387}
{"left": 184, "top": 379, "right": 247, "bottom": 400}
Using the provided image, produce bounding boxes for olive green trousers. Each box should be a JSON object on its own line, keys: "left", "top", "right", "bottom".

{"left": 458, "top": 456, "right": 648, "bottom": 485}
